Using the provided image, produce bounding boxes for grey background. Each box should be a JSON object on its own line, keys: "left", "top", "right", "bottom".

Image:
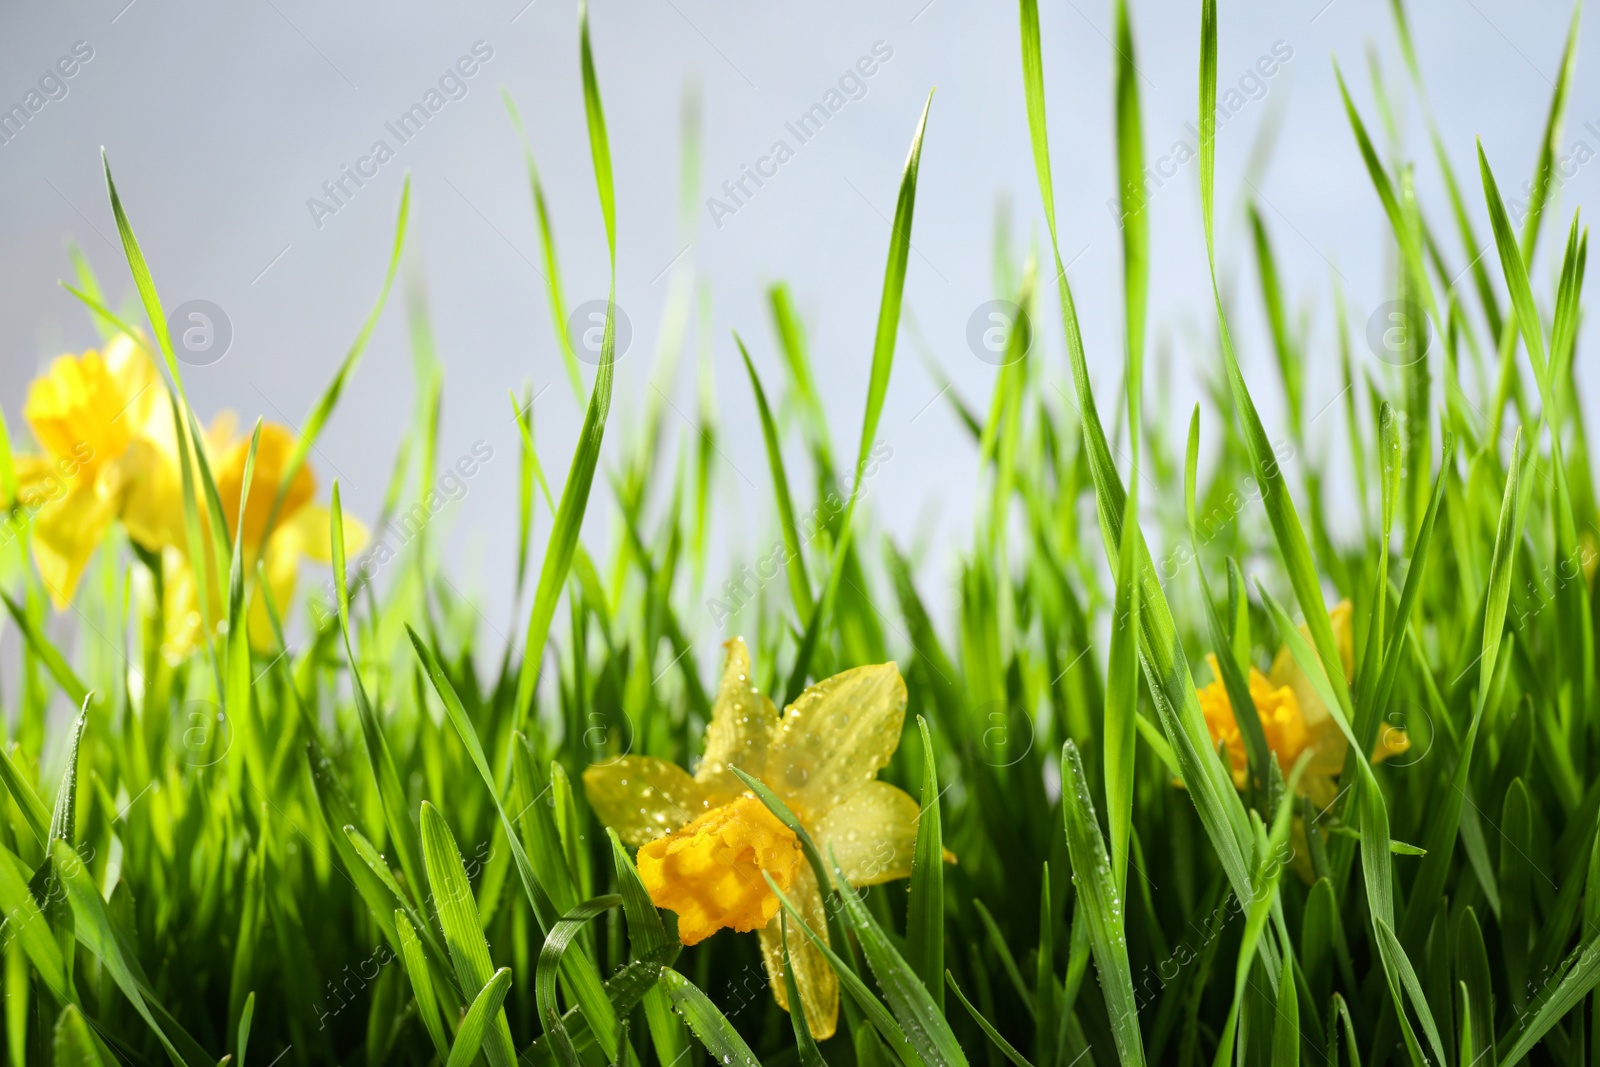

{"left": 1, "top": 0, "right": 1595, "bottom": 661}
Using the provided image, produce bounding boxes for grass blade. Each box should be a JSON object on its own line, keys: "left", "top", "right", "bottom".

{"left": 786, "top": 92, "right": 932, "bottom": 701}
{"left": 906, "top": 717, "right": 945, "bottom": 1009}
{"left": 1060, "top": 741, "right": 1145, "bottom": 1067}
{"left": 447, "top": 967, "right": 514, "bottom": 1067}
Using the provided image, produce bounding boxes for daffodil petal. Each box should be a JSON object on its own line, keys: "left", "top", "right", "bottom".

{"left": 28, "top": 472, "right": 116, "bottom": 609}
{"left": 292, "top": 503, "right": 368, "bottom": 564}
{"left": 757, "top": 863, "right": 839, "bottom": 1040}
{"left": 247, "top": 530, "right": 302, "bottom": 651}
{"left": 215, "top": 422, "right": 315, "bottom": 550}
{"left": 764, "top": 662, "right": 907, "bottom": 821}
{"left": 160, "top": 548, "right": 207, "bottom": 662}
{"left": 1269, "top": 599, "right": 1354, "bottom": 728}
{"left": 23, "top": 335, "right": 154, "bottom": 473}
{"left": 694, "top": 637, "right": 780, "bottom": 797}
{"left": 581, "top": 756, "right": 720, "bottom": 846}
{"left": 813, "top": 779, "right": 921, "bottom": 887}
{"left": 109, "top": 436, "right": 186, "bottom": 554}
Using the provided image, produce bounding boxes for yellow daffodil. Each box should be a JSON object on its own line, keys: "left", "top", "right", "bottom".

{"left": 584, "top": 639, "right": 920, "bottom": 1039}
{"left": 197, "top": 416, "right": 365, "bottom": 651}
{"left": 16, "top": 335, "right": 183, "bottom": 607}
{"left": 1197, "top": 600, "right": 1409, "bottom": 807}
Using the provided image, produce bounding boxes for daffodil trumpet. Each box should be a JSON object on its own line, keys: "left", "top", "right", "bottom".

{"left": 584, "top": 638, "right": 924, "bottom": 1039}
{"left": 1197, "top": 600, "right": 1411, "bottom": 810}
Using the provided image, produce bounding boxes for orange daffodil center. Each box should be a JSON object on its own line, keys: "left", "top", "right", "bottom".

{"left": 636, "top": 796, "right": 802, "bottom": 946}
{"left": 1196, "top": 600, "right": 1411, "bottom": 807}
{"left": 583, "top": 638, "right": 918, "bottom": 1040}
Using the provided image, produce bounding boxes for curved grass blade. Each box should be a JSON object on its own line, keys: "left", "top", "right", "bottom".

{"left": 448, "top": 967, "right": 514, "bottom": 1067}
{"left": 502, "top": 89, "right": 584, "bottom": 402}
{"left": 1020, "top": 0, "right": 1258, "bottom": 932}
{"left": 52, "top": 839, "right": 209, "bottom": 1067}
{"left": 1208, "top": 753, "right": 1305, "bottom": 1067}
{"left": 1106, "top": 480, "right": 1141, "bottom": 895}
{"left": 51, "top": 1005, "right": 104, "bottom": 1067}
{"left": 537, "top": 896, "right": 623, "bottom": 1067}
{"left": 606, "top": 831, "right": 685, "bottom": 1067}
{"left": 658, "top": 968, "right": 763, "bottom": 1067}
{"left": 1403, "top": 434, "right": 1527, "bottom": 947}
{"left": 331, "top": 486, "right": 427, "bottom": 905}
{"left": 0, "top": 843, "right": 71, "bottom": 1004}
{"left": 0, "top": 593, "right": 91, "bottom": 710}
{"left": 409, "top": 627, "right": 622, "bottom": 1059}
{"left": 1183, "top": 409, "right": 1269, "bottom": 794}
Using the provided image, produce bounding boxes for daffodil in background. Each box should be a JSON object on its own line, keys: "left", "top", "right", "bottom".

{"left": 1197, "top": 600, "right": 1410, "bottom": 807}
{"left": 8, "top": 336, "right": 363, "bottom": 658}
{"left": 185, "top": 416, "right": 365, "bottom": 652}
{"left": 584, "top": 639, "right": 921, "bottom": 1039}
{"left": 14, "top": 334, "right": 182, "bottom": 607}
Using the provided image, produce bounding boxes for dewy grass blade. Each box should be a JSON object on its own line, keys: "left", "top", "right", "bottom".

{"left": 420, "top": 802, "right": 519, "bottom": 1067}
{"left": 537, "top": 896, "right": 623, "bottom": 1067}
{"left": 766, "top": 874, "right": 924, "bottom": 1067}
{"left": 658, "top": 968, "right": 763, "bottom": 1067}
{"left": 1060, "top": 742, "right": 1145, "bottom": 1067}
{"left": 830, "top": 846, "right": 969, "bottom": 1067}
{"left": 1022, "top": 0, "right": 1258, "bottom": 936}
{"left": 780, "top": 918, "right": 827, "bottom": 1067}
{"left": 395, "top": 910, "right": 451, "bottom": 1063}
{"left": 409, "top": 626, "right": 623, "bottom": 1060}
{"left": 906, "top": 717, "right": 945, "bottom": 1008}
{"left": 786, "top": 92, "right": 932, "bottom": 702}
{"left": 447, "top": 967, "right": 514, "bottom": 1067}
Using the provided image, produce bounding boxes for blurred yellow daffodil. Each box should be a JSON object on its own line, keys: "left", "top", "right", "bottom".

{"left": 14, "top": 334, "right": 185, "bottom": 607}
{"left": 584, "top": 639, "right": 920, "bottom": 1040}
{"left": 170, "top": 416, "right": 365, "bottom": 653}
{"left": 1197, "top": 600, "right": 1409, "bottom": 807}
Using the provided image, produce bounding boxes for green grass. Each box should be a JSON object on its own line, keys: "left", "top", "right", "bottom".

{"left": 0, "top": 1, "right": 1597, "bottom": 1065}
